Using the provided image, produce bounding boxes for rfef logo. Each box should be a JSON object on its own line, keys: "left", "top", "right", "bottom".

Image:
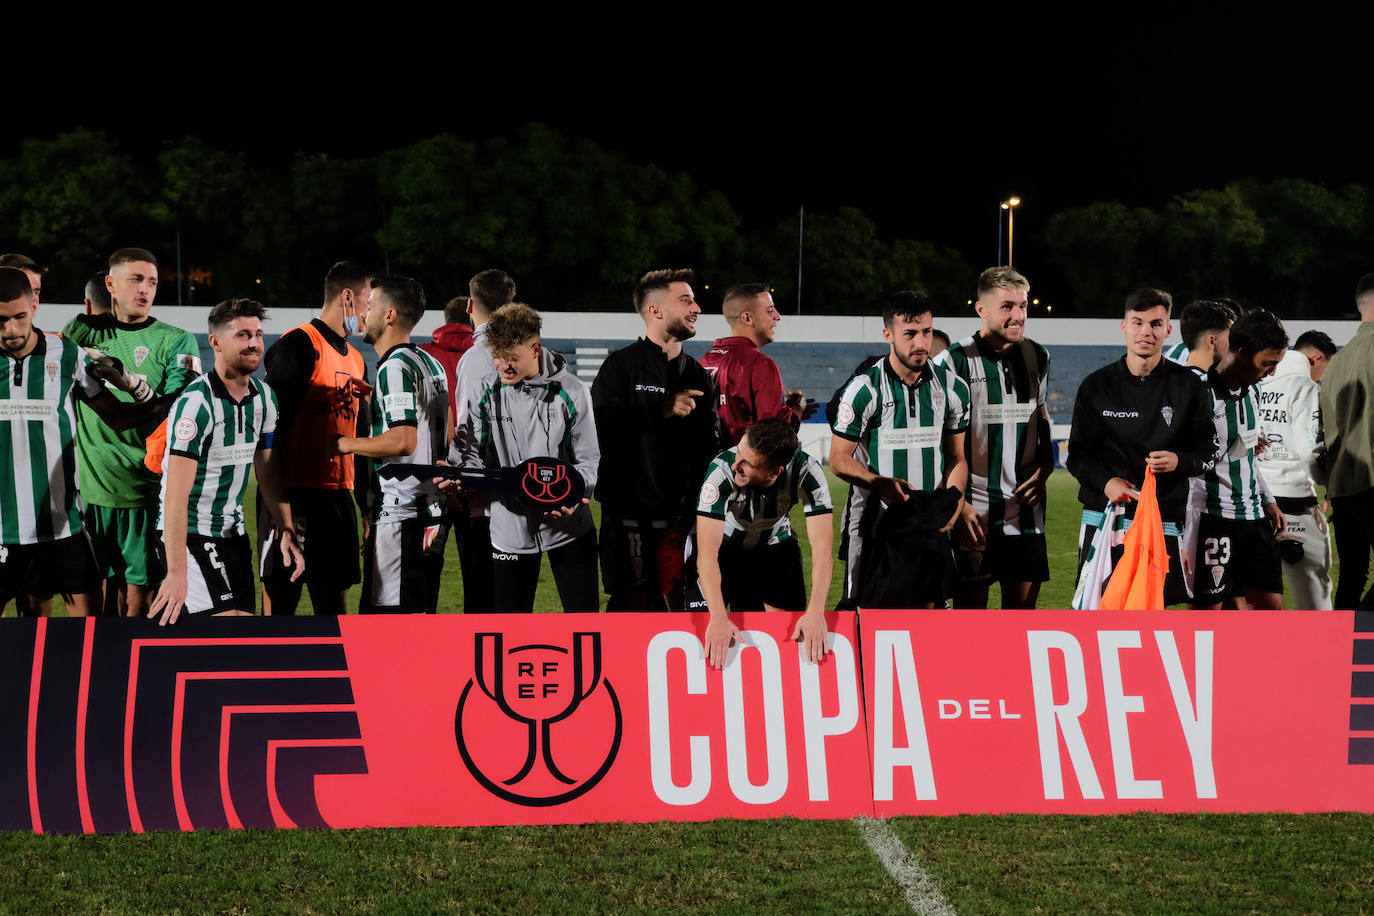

{"left": 455, "top": 632, "right": 621, "bottom": 806}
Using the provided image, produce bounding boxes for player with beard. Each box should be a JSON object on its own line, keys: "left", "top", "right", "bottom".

{"left": 1067, "top": 288, "right": 1217, "bottom": 607}
{"left": 149, "top": 299, "right": 301, "bottom": 624}
{"left": 63, "top": 248, "right": 201, "bottom": 617}
{"left": 334, "top": 275, "right": 450, "bottom": 614}
{"left": 258, "top": 261, "right": 372, "bottom": 616}
{"left": 935, "top": 267, "right": 1053, "bottom": 609}
{"left": 1190, "top": 309, "right": 1288, "bottom": 610}
{"left": 0, "top": 268, "right": 169, "bottom": 616}
{"left": 592, "top": 268, "right": 721, "bottom": 611}
{"left": 831, "top": 290, "right": 970, "bottom": 609}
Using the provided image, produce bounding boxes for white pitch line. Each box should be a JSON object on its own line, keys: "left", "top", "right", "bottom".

{"left": 853, "top": 816, "right": 957, "bottom": 916}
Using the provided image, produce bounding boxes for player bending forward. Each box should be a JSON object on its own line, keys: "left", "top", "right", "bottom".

{"left": 692, "top": 418, "right": 834, "bottom": 668}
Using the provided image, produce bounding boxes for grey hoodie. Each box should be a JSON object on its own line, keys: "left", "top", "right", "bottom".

{"left": 461, "top": 346, "right": 599, "bottom": 553}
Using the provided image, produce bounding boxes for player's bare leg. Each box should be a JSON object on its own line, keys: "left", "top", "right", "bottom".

{"left": 123, "top": 583, "right": 153, "bottom": 618}
{"left": 952, "top": 586, "right": 991, "bottom": 609}
{"left": 1000, "top": 580, "right": 1041, "bottom": 610}
{"left": 64, "top": 589, "right": 102, "bottom": 617}
{"left": 14, "top": 594, "right": 53, "bottom": 617}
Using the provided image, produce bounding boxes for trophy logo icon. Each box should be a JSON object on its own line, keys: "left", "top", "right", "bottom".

{"left": 521, "top": 459, "right": 574, "bottom": 506}
{"left": 455, "top": 632, "right": 621, "bottom": 806}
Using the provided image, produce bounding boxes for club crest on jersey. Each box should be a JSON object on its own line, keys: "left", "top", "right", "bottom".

{"left": 1211, "top": 564, "right": 1225, "bottom": 588}
{"left": 1161, "top": 406, "right": 1174, "bottom": 427}
{"left": 45, "top": 360, "right": 58, "bottom": 382}
{"left": 134, "top": 346, "right": 150, "bottom": 367}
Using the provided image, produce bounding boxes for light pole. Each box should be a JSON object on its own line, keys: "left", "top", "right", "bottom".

{"left": 997, "top": 203, "right": 1005, "bottom": 265}
{"left": 1005, "top": 196, "right": 1021, "bottom": 266}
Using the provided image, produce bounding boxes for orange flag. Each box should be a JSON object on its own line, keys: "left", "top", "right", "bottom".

{"left": 1100, "top": 466, "right": 1168, "bottom": 610}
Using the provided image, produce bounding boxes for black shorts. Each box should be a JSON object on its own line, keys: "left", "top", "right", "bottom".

{"left": 361, "top": 516, "right": 446, "bottom": 613}
{"left": 258, "top": 488, "right": 360, "bottom": 587}
{"left": 0, "top": 534, "right": 101, "bottom": 602}
{"left": 155, "top": 532, "right": 256, "bottom": 615}
{"left": 599, "top": 516, "right": 688, "bottom": 610}
{"left": 1192, "top": 514, "right": 1283, "bottom": 602}
{"left": 685, "top": 536, "right": 807, "bottom": 612}
{"left": 1077, "top": 523, "right": 1191, "bottom": 606}
{"left": 953, "top": 531, "right": 1050, "bottom": 587}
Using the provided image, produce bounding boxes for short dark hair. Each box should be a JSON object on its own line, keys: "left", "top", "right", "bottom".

{"left": 444, "top": 296, "right": 472, "bottom": 326}
{"left": 932, "top": 328, "right": 951, "bottom": 347}
{"left": 85, "top": 271, "right": 111, "bottom": 310}
{"left": 635, "top": 268, "right": 695, "bottom": 314}
{"left": 1228, "top": 308, "right": 1288, "bottom": 356}
{"left": 1125, "top": 287, "right": 1173, "bottom": 316}
{"left": 1356, "top": 273, "right": 1374, "bottom": 300}
{"left": 1294, "top": 329, "right": 1337, "bottom": 357}
{"left": 743, "top": 418, "right": 798, "bottom": 470}
{"left": 109, "top": 248, "right": 157, "bottom": 268}
{"left": 323, "top": 261, "right": 369, "bottom": 304}
{"left": 371, "top": 274, "right": 426, "bottom": 329}
{"left": 882, "top": 289, "right": 934, "bottom": 328}
{"left": 0, "top": 267, "right": 34, "bottom": 302}
{"left": 722, "top": 283, "right": 770, "bottom": 323}
{"left": 0, "top": 253, "right": 44, "bottom": 276}
{"left": 469, "top": 269, "right": 516, "bottom": 314}
{"left": 208, "top": 298, "right": 267, "bottom": 334}
{"left": 1180, "top": 300, "right": 1237, "bottom": 349}
{"left": 485, "top": 303, "right": 542, "bottom": 358}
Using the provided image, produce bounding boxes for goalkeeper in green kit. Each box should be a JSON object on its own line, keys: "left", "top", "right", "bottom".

{"left": 62, "top": 248, "right": 201, "bottom": 616}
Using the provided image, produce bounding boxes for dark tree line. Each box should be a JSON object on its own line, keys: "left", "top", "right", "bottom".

{"left": 0, "top": 126, "right": 1368, "bottom": 317}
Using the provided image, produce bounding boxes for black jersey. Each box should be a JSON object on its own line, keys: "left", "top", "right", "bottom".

{"left": 591, "top": 338, "right": 721, "bottom": 521}
{"left": 1067, "top": 356, "right": 1216, "bottom": 521}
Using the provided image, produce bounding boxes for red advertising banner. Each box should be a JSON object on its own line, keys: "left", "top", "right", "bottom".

{"left": 6, "top": 609, "right": 1371, "bottom": 834}
{"left": 0, "top": 612, "right": 869, "bottom": 834}
{"left": 862, "top": 610, "right": 1374, "bottom": 815}
{"left": 320, "top": 612, "right": 870, "bottom": 827}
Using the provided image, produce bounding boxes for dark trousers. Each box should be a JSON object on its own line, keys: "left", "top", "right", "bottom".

{"left": 1332, "top": 489, "right": 1374, "bottom": 610}
{"left": 491, "top": 531, "right": 600, "bottom": 613}
{"left": 453, "top": 512, "right": 496, "bottom": 613}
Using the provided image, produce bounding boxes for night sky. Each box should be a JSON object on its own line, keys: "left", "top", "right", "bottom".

{"left": 16, "top": 3, "right": 1374, "bottom": 269}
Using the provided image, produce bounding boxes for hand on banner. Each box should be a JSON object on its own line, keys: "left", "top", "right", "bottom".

{"left": 704, "top": 615, "right": 740, "bottom": 669}
{"left": 1145, "top": 450, "right": 1179, "bottom": 473}
{"left": 792, "top": 610, "right": 828, "bottom": 664}
{"left": 1105, "top": 477, "right": 1140, "bottom": 504}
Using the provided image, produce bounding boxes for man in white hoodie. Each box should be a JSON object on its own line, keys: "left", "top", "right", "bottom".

{"left": 1256, "top": 346, "right": 1332, "bottom": 609}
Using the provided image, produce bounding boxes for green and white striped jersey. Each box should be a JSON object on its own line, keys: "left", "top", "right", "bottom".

{"left": 62, "top": 314, "right": 201, "bottom": 508}
{"left": 1201, "top": 378, "right": 1267, "bottom": 520}
{"left": 696, "top": 446, "right": 832, "bottom": 549}
{"left": 375, "top": 344, "right": 448, "bottom": 524}
{"left": 934, "top": 334, "right": 1050, "bottom": 534}
{"left": 159, "top": 370, "right": 278, "bottom": 537}
{"left": 1163, "top": 342, "right": 1190, "bottom": 365}
{"left": 0, "top": 332, "right": 105, "bottom": 545}
{"left": 832, "top": 356, "right": 970, "bottom": 489}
